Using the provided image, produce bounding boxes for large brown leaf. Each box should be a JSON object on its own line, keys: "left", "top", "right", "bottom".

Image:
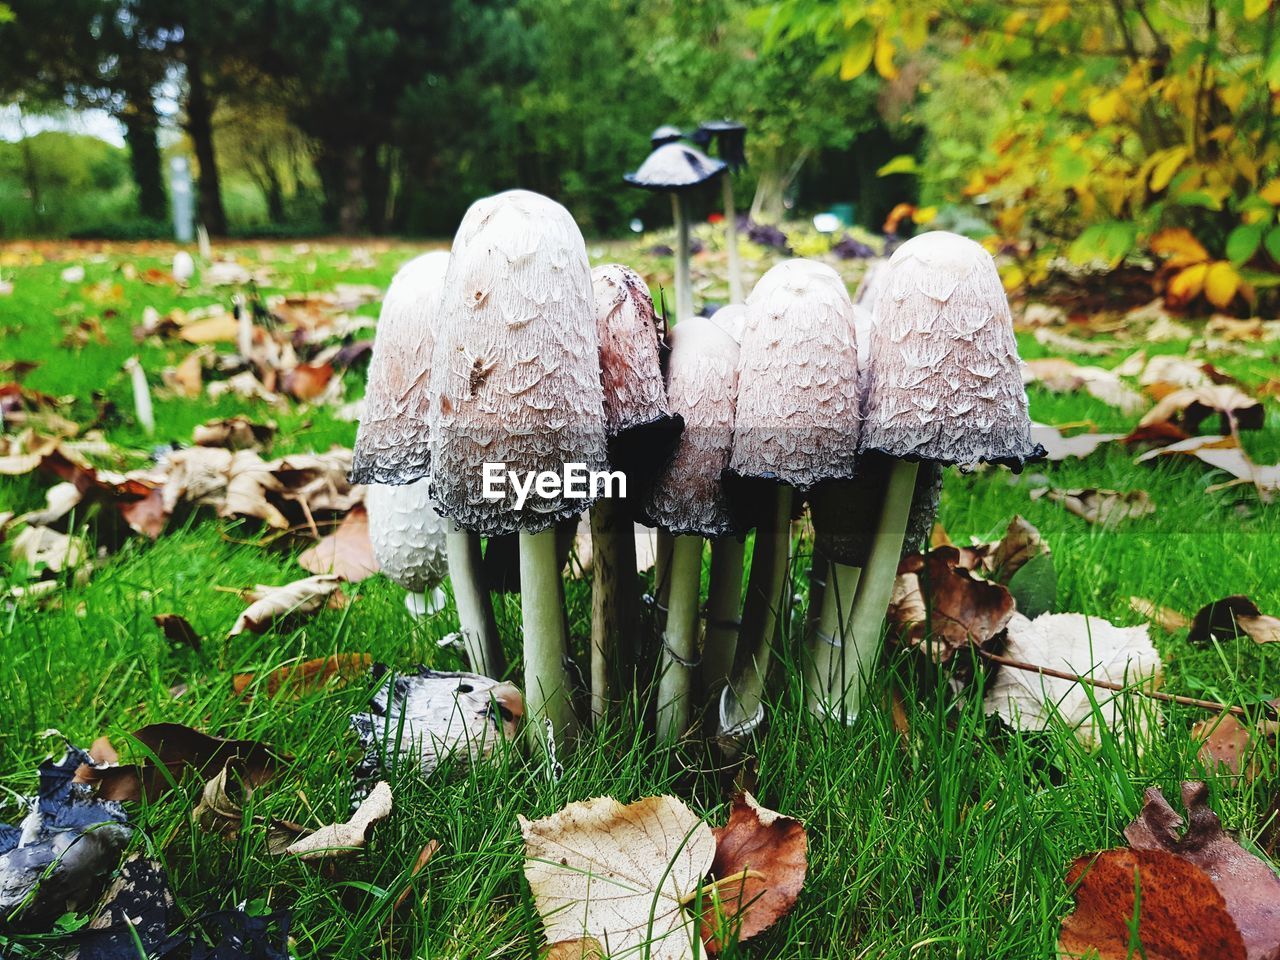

{"left": 1138, "top": 385, "right": 1264, "bottom": 434}
{"left": 297, "top": 506, "right": 380, "bottom": 581}
{"left": 232, "top": 653, "right": 372, "bottom": 699}
{"left": 889, "top": 548, "right": 1016, "bottom": 666}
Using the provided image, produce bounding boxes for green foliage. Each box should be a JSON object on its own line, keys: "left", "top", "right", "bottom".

{"left": 0, "top": 132, "right": 138, "bottom": 237}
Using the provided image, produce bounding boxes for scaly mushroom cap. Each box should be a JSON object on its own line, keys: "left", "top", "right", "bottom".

{"left": 646, "top": 316, "right": 740, "bottom": 537}
{"left": 366, "top": 478, "right": 448, "bottom": 593}
{"left": 624, "top": 142, "right": 727, "bottom": 192}
{"left": 591, "top": 264, "right": 672, "bottom": 436}
{"left": 428, "top": 190, "right": 608, "bottom": 536}
{"left": 859, "top": 231, "right": 1042, "bottom": 468}
{"left": 728, "top": 259, "right": 861, "bottom": 490}
{"left": 350, "top": 250, "right": 450, "bottom": 485}
{"left": 708, "top": 303, "right": 746, "bottom": 345}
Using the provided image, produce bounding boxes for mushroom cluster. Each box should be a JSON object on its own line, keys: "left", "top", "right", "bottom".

{"left": 353, "top": 165, "right": 1038, "bottom": 759}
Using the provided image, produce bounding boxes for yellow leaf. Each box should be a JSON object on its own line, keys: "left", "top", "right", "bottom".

{"left": 1204, "top": 261, "right": 1241, "bottom": 309}
{"left": 874, "top": 31, "right": 897, "bottom": 80}
{"left": 1149, "top": 147, "right": 1189, "bottom": 192}
{"left": 1259, "top": 178, "right": 1280, "bottom": 204}
{"left": 1082, "top": 25, "right": 1105, "bottom": 52}
{"left": 912, "top": 206, "right": 938, "bottom": 224}
{"left": 1001, "top": 264, "right": 1026, "bottom": 293}
{"left": 1088, "top": 90, "right": 1122, "bottom": 125}
{"left": 1149, "top": 227, "right": 1210, "bottom": 267}
{"left": 1036, "top": 3, "right": 1070, "bottom": 34}
{"left": 839, "top": 33, "right": 875, "bottom": 80}
{"left": 1245, "top": 0, "right": 1270, "bottom": 20}
{"left": 1167, "top": 263, "right": 1208, "bottom": 305}
{"left": 1220, "top": 82, "right": 1248, "bottom": 114}
{"left": 1004, "top": 11, "right": 1029, "bottom": 35}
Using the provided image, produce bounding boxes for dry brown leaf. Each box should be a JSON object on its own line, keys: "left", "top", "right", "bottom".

{"left": 1128, "top": 597, "right": 1190, "bottom": 633}
{"left": 1022, "top": 358, "right": 1146, "bottom": 414}
{"left": 282, "top": 363, "right": 335, "bottom": 402}
{"left": 521, "top": 796, "right": 717, "bottom": 960}
{"left": 984, "top": 612, "right": 1163, "bottom": 747}
{"left": 232, "top": 653, "right": 372, "bottom": 699}
{"left": 178, "top": 309, "right": 239, "bottom": 343}
{"left": 1033, "top": 327, "right": 1117, "bottom": 356}
{"left": 284, "top": 780, "right": 392, "bottom": 861}
{"left": 153, "top": 613, "right": 201, "bottom": 651}
{"left": 542, "top": 940, "right": 606, "bottom": 960}
{"left": 228, "top": 574, "right": 344, "bottom": 637}
{"left": 1192, "top": 714, "right": 1264, "bottom": 783}
{"left": 889, "top": 549, "right": 1016, "bottom": 667}
{"left": 193, "top": 416, "right": 276, "bottom": 451}
{"left": 297, "top": 506, "right": 380, "bottom": 581}
{"left": 192, "top": 764, "right": 308, "bottom": 854}
{"left": 1031, "top": 487, "right": 1155, "bottom": 527}
{"left": 700, "top": 793, "right": 807, "bottom": 952}
{"left": 1125, "top": 782, "right": 1280, "bottom": 960}
{"left": 164, "top": 349, "right": 206, "bottom": 398}
{"left": 1189, "top": 596, "right": 1280, "bottom": 645}
{"left": 207, "top": 370, "right": 280, "bottom": 403}
{"left": 1059, "top": 848, "right": 1246, "bottom": 960}
{"left": 1136, "top": 435, "right": 1280, "bottom": 500}
{"left": 392, "top": 840, "right": 442, "bottom": 912}
{"left": 1138, "top": 385, "right": 1264, "bottom": 433}
{"left": 9, "top": 525, "right": 89, "bottom": 575}
{"left": 1030, "top": 423, "right": 1125, "bottom": 461}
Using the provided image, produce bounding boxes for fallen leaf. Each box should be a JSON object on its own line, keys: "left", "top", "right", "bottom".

{"left": 1136, "top": 435, "right": 1280, "bottom": 500}
{"left": 178, "top": 309, "right": 240, "bottom": 344}
{"left": 233, "top": 653, "right": 372, "bottom": 699}
{"left": 193, "top": 416, "right": 276, "bottom": 451}
{"left": 1033, "top": 327, "right": 1117, "bottom": 355}
{"left": 350, "top": 665, "right": 523, "bottom": 780}
{"left": 1138, "top": 385, "right": 1264, "bottom": 434}
{"left": 1030, "top": 423, "right": 1124, "bottom": 461}
{"left": 1022, "top": 358, "right": 1146, "bottom": 414}
{"left": 282, "top": 362, "right": 335, "bottom": 402}
{"left": 984, "top": 612, "right": 1163, "bottom": 747}
{"left": 9, "top": 525, "right": 90, "bottom": 576}
{"left": 391, "top": 839, "right": 442, "bottom": 912}
{"left": 284, "top": 780, "right": 392, "bottom": 860}
{"left": 700, "top": 793, "right": 807, "bottom": 952}
{"left": 1031, "top": 487, "right": 1156, "bottom": 527}
{"left": 297, "top": 506, "right": 380, "bottom": 581}
{"left": 1125, "top": 782, "right": 1280, "bottom": 960}
{"left": 1192, "top": 714, "right": 1264, "bottom": 783}
{"left": 1059, "top": 848, "right": 1246, "bottom": 960}
{"left": 228, "top": 574, "right": 345, "bottom": 637}
{"left": 889, "top": 549, "right": 1016, "bottom": 667}
{"left": 192, "top": 764, "right": 308, "bottom": 855}
{"left": 1128, "top": 597, "right": 1190, "bottom": 633}
{"left": 163, "top": 348, "right": 206, "bottom": 398}
{"left": 1189, "top": 596, "right": 1280, "bottom": 645}
{"left": 154, "top": 613, "right": 202, "bottom": 651}
{"left": 521, "top": 796, "right": 717, "bottom": 960}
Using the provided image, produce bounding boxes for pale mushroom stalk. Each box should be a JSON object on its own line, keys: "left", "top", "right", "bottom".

{"left": 588, "top": 264, "right": 680, "bottom": 721}
{"left": 445, "top": 528, "right": 504, "bottom": 676}
{"left": 722, "top": 178, "right": 743, "bottom": 304}
{"left": 699, "top": 534, "right": 745, "bottom": 703}
{"left": 520, "top": 528, "right": 578, "bottom": 743}
{"left": 655, "top": 533, "right": 703, "bottom": 741}
{"left": 124, "top": 357, "right": 154, "bottom": 436}
{"left": 235, "top": 293, "right": 253, "bottom": 359}
{"left": 671, "top": 194, "right": 694, "bottom": 323}
{"left": 700, "top": 120, "right": 749, "bottom": 304}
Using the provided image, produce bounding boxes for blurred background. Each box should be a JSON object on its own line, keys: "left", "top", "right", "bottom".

{"left": 2, "top": 0, "right": 1278, "bottom": 307}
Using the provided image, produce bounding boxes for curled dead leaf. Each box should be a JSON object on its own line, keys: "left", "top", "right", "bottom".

{"left": 284, "top": 781, "right": 392, "bottom": 861}
{"left": 1031, "top": 487, "right": 1155, "bottom": 527}
{"left": 1192, "top": 714, "right": 1264, "bottom": 783}
{"left": 1128, "top": 597, "right": 1190, "bottom": 633}
{"left": 232, "top": 653, "right": 372, "bottom": 699}
{"left": 1030, "top": 423, "right": 1124, "bottom": 462}
{"left": 228, "top": 574, "right": 345, "bottom": 637}
{"left": 1138, "top": 385, "right": 1264, "bottom": 434}
{"left": 1189, "top": 596, "right": 1280, "bottom": 645}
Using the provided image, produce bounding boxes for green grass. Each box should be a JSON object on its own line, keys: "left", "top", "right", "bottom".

{"left": 1, "top": 239, "right": 1278, "bottom": 958}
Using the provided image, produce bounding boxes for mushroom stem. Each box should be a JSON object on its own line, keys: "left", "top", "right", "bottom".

{"left": 722, "top": 177, "right": 743, "bottom": 304}
{"left": 807, "top": 459, "right": 918, "bottom": 721}
{"left": 235, "top": 294, "right": 253, "bottom": 359}
{"left": 719, "top": 486, "right": 793, "bottom": 742}
{"left": 653, "top": 528, "right": 674, "bottom": 611}
{"left": 671, "top": 194, "right": 693, "bottom": 322}
{"left": 520, "top": 527, "right": 578, "bottom": 747}
{"left": 125, "top": 357, "right": 154, "bottom": 437}
{"left": 656, "top": 533, "right": 703, "bottom": 742}
{"left": 699, "top": 535, "right": 744, "bottom": 707}
{"left": 445, "top": 528, "right": 504, "bottom": 678}
{"left": 803, "top": 559, "right": 862, "bottom": 718}
{"left": 803, "top": 553, "right": 828, "bottom": 650}
{"left": 589, "top": 499, "right": 641, "bottom": 721}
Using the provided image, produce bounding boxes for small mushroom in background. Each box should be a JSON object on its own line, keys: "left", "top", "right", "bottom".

{"left": 430, "top": 189, "right": 609, "bottom": 748}
{"left": 650, "top": 124, "right": 684, "bottom": 148}
{"left": 172, "top": 250, "right": 195, "bottom": 286}
{"left": 589, "top": 263, "right": 682, "bottom": 721}
{"left": 645, "top": 315, "right": 741, "bottom": 742}
{"left": 624, "top": 142, "right": 727, "bottom": 324}
{"left": 123, "top": 356, "right": 155, "bottom": 437}
{"left": 699, "top": 119, "right": 748, "bottom": 304}
{"left": 807, "top": 231, "right": 1042, "bottom": 721}
{"left": 719, "top": 259, "right": 861, "bottom": 747}
{"left": 366, "top": 481, "right": 448, "bottom": 617}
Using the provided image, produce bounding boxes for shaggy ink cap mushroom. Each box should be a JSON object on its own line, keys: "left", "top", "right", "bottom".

{"left": 624, "top": 142, "right": 727, "bottom": 192}
{"left": 366, "top": 479, "right": 448, "bottom": 596}
{"left": 700, "top": 119, "right": 747, "bottom": 172}
{"left": 350, "top": 250, "right": 451, "bottom": 485}
{"left": 650, "top": 124, "right": 684, "bottom": 147}
{"left": 859, "top": 231, "right": 1043, "bottom": 470}
{"left": 428, "top": 190, "right": 609, "bottom": 537}
{"left": 707, "top": 303, "right": 746, "bottom": 345}
{"left": 646, "top": 315, "right": 740, "bottom": 539}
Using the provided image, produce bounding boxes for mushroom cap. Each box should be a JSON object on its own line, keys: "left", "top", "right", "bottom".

{"left": 366, "top": 478, "right": 448, "bottom": 593}
{"left": 428, "top": 190, "right": 608, "bottom": 536}
{"left": 859, "top": 231, "right": 1043, "bottom": 468}
{"left": 591, "top": 264, "right": 673, "bottom": 436}
{"left": 350, "top": 250, "right": 451, "bottom": 485}
{"left": 650, "top": 124, "right": 684, "bottom": 146}
{"left": 699, "top": 119, "right": 747, "bottom": 172}
{"left": 646, "top": 316, "right": 740, "bottom": 537}
{"left": 707, "top": 303, "right": 746, "bottom": 345}
{"left": 624, "top": 142, "right": 727, "bottom": 192}
{"left": 727, "top": 258, "right": 861, "bottom": 491}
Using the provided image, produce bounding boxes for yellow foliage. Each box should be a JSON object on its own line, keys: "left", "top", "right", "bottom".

{"left": 1088, "top": 91, "right": 1123, "bottom": 125}
{"left": 1259, "top": 179, "right": 1280, "bottom": 204}
{"left": 1167, "top": 263, "right": 1208, "bottom": 305}
{"left": 1204, "top": 261, "right": 1241, "bottom": 309}
{"left": 1036, "top": 3, "right": 1070, "bottom": 35}
{"left": 1149, "top": 147, "right": 1189, "bottom": 192}
{"left": 874, "top": 31, "right": 897, "bottom": 79}
{"left": 1150, "top": 228, "right": 1209, "bottom": 267}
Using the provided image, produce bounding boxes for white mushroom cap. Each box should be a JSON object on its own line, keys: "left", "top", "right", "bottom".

{"left": 646, "top": 316, "right": 740, "bottom": 537}
{"left": 708, "top": 303, "right": 746, "bottom": 345}
{"left": 351, "top": 250, "right": 451, "bottom": 485}
{"left": 728, "top": 259, "right": 861, "bottom": 491}
{"left": 365, "top": 478, "right": 448, "bottom": 593}
{"left": 591, "top": 264, "right": 672, "bottom": 436}
{"left": 429, "top": 190, "right": 608, "bottom": 536}
{"left": 859, "top": 231, "right": 1042, "bottom": 468}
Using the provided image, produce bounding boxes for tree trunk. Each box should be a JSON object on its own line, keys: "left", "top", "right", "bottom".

{"left": 121, "top": 89, "right": 167, "bottom": 222}
{"left": 338, "top": 143, "right": 363, "bottom": 235}
{"left": 184, "top": 48, "right": 227, "bottom": 236}
{"left": 749, "top": 148, "right": 810, "bottom": 224}
{"left": 362, "top": 142, "right": 388, "bottom": 234}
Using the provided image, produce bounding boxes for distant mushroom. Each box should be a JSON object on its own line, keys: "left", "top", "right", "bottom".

{"left": 650, "top": 124, "right": 684, "bottom": 147}
{"left": 123, "top": 356, "right": 154, "bottom": 437}
{"left": 625, "top": 142, "right": 727, "bottom": 324}
{"left": 172, "top": 250, "right": 195, "bottom": 286}
{"left": 349, "top": 251, "right": 502, "bottom": 671}
{"left": 719, "top": 259, "right": 860, "bottom": 745}
{"left": 699, "top": 120, "right": 748, "bottom": 304}
{"left": 808, "top": 231, "right": 1042, "bottom": 720}
{"left": 430, "top": 190, "right": 609, "bottom": 746}
{"left": 589, "top": 263, "right": 682, "bottom": 720}
{"left": 645, "top": 315, "right": 740, "bottom": 741}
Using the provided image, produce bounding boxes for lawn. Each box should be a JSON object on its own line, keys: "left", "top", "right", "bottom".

{"left": 0, "top": 236, "right": 1278, "bottom": 958}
